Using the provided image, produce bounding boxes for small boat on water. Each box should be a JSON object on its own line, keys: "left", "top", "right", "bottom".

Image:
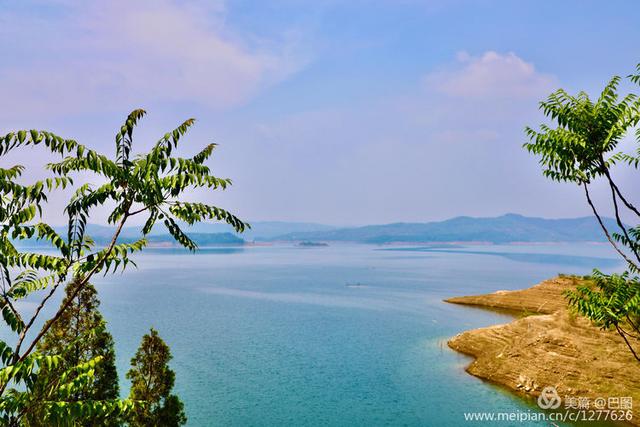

{"left": 345, "top": 282, "right": 366, "bottom": 288}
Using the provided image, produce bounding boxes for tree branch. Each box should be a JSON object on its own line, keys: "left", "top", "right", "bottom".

{"left": 17, "top": 201, "right": 132, "bottom": 363}
{"left": 606, "top": 176, "right": 640, "bottom": 264}
{"left": 583, "top": 182, "right": 639, "bottom": 270}
{"left": 616, "top": 324, "right": 640, "bottom": 362}
{"left": 602, "top": 165, "right": 640, "bottom": 218}
{"left": 128, "top": 206, "right": 148, "bottom": 216}
{"left": 11, "top": 277, "right": 64, "bottom": 363}
{"left": 619, "top": 326, "right": 640, "bottom": 340}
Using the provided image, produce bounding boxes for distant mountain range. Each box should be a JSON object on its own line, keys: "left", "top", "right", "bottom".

{"left": 18, "top": 221, "right": 333, "bottom": 248}
{"left": 135, "top": 232, "right": 244, "bottom": 247}
{"left": 18, "top": 214, "right": 618, "bottom": 247}
{"left": 80, "top": 221, "right": 335, "bottom": 242}
{"left": 264, "top": 214, "right": 618, "bottom": 244}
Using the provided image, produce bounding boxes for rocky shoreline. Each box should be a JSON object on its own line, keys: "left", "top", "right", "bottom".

{"left": 446, "top": 276, "right": 640, "bottom": 424}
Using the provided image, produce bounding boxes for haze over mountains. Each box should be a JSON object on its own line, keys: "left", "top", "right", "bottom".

{"left": 81, "top": 221, "right": 334, "bottom": 243}
{"left": 46, "top": 214, "right": 619, "bottom": 247}
{"left": 266, "top": 214, "right": 616, "bottom": 244}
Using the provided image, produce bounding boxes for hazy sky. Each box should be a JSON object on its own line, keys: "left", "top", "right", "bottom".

{"left": 2, "top": 0, "right": 640, "bottom": 225}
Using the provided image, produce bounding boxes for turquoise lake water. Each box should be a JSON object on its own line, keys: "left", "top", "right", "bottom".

{"left": 16, "top": 243, "right": 626, "bottom": 426}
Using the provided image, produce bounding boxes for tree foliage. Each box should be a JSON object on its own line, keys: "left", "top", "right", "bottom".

{"left": 0, "top": 110, "right": 247, "bottom": 424}
{"left": 525, "top": 63, "right": 640, "bottom": 360}
{"left": 23, "top": 280, "right": 120, "bottom": 426}
{"left": 126, "top": 329, "right": 186, "bottom": 427}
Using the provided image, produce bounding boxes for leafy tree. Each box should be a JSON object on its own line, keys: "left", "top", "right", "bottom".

{"left": 0, "top": 110, "right": 247, "bottom": 424}
{"left": 24, "top": 280, "right": 119, "bottom": 426}
{"left": 525, "top": 64, "right": 640, "bottom": 360}
{"left": 126, "top": 329, "right": 186, "bottom": 427}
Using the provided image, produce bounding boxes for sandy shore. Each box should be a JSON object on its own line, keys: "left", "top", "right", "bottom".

{"left": 446, "top": 276, "right": 640, "bottom": 423}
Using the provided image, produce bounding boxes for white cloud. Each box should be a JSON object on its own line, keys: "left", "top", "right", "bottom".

{"left": 0, "top": 0, "right": 303, "bottom": 119}
{"left": 215, "top": 51, "right": 577, "bottom": 224}
{"left": 424, "top": 51, "right": 557, "bottom": 98}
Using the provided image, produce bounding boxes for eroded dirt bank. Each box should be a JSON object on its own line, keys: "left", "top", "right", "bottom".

{"left": 447, "top": 277, "right": 640, "bottom": 423}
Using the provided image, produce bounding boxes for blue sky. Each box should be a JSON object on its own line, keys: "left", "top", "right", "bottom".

{"left": 1, "top": 0, "right": 640, "bottom": 225}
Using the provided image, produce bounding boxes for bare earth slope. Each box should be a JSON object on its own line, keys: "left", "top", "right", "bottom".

{"left": 446, "top": 277, "right": 640, "bottom": 423}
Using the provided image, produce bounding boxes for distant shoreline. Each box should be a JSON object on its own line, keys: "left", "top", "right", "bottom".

{"left": 266, "top": 240, "right": 611, "bottom": 245}
{"left": 446, "top": 276, "right": 640, "bottom": 425}
{"left": 14, "top": 240, "right": 613, "bottom": 250}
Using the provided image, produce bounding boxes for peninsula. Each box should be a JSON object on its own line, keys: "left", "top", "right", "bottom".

{"left": 446, "top": 276, "right": 640, "bottom": 423}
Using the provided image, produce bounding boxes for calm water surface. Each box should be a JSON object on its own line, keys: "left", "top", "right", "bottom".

{"left": 82, "top": 244, "right": 621, "bottom": 425}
